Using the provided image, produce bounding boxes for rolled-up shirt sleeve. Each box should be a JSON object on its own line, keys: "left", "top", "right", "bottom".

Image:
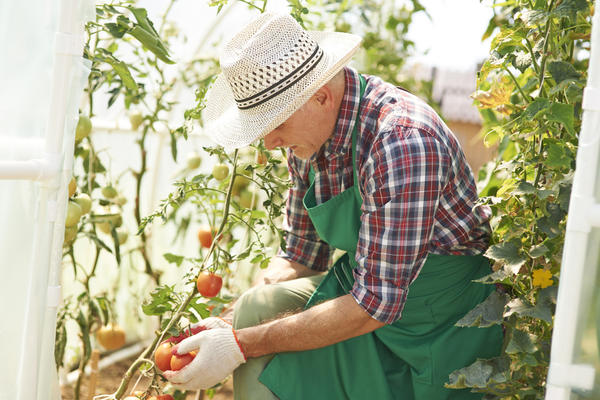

{"left": 351, "top": 127, "right": 451, "bottom": 324}
{"left": 278, "top": 154, "right": 334, "bottom": 271}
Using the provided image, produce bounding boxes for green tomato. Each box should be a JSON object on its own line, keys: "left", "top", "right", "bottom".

{"left": 117, "top": 230, "right": 128, "bottom": 245}
{"left": 75, "top": 115, "right": 92, "bottom": 141}
{"left": 232, "top": 174, "right": 251, "bottom": 195}
{"left": 238, "top": 190, "right": 257, "bottom": 209}
{"left": 74, "top": 193, "right": 92, "bottom": 215}
{"left": 129, "top": 110, "right": 143, "bottom": 131}
{"left": 187, "top": 152, "right": 202, "bottom": 169}
{"left": 97, "top": 214, "right": 123, "bottom": 234}
{"left": 212, "top": 164, "right": 229, "bottom": 181}
{"left": 63, "top": 226, "right": 77, "bottom": 246}
{"left": 68, "top": 177, "right": 77, "bottom": 198}
{"left": 102, "top": 186, "right": 118, "bottom": 199}
{"left": 65, "top": 201, "right": 83, "bottom": 228}
{"left": 114, "top": 195, "right": 127, "bottom": 206}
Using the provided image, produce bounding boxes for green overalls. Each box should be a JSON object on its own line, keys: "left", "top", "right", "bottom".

{"left": 258, "top": 75, "right": 503, "bottom": 399}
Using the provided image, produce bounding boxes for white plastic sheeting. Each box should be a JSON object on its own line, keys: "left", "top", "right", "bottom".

{"left": 546, "top": 0, "right": 600, "bottom": 398}
{"left": 0, "top": 1, "right": 93, "bottom": 399}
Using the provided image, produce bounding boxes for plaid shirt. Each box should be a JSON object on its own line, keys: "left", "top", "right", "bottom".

{"left": 280, "top": 67, "right": 491, "bottom": 324}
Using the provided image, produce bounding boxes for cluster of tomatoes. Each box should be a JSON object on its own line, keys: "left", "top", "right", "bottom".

{"left": 154, "top": 325, "right": 208, "bottom": 372}
{"left": 124, "top": 392, "right": 173, "bottom": 400}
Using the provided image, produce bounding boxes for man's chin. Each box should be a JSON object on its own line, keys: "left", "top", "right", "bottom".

{"left": 290, "top": 147, "right": 313, "bottom": 160}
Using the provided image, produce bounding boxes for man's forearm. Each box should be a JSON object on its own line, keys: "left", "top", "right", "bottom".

{"left": 236, "top": 293, "right": 385, "bottom": 358}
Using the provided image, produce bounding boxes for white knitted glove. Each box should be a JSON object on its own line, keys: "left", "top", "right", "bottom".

{"left": 191, "top": 317, "right": 231, "bottom": 330}
{"left": 163, "top": 328, "right": 246, "bottom": 390}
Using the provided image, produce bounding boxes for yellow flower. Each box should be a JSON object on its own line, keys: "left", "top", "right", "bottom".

{"left": 532, "top": 269, "right": 553, "bottom": 288}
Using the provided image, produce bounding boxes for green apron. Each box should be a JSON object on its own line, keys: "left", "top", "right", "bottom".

{"left": 259, "top": 75, "right": 503, "bottom": 399}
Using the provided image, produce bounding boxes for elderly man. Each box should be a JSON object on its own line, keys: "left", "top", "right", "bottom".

{"left": 164, "top": 12, "right": 502, "bottom": 400}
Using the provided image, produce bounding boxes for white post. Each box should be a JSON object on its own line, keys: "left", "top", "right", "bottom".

{"left": 10, "top": 0, "right": 86, "bottom": 399}
{"left": 545, "top": 0, "right": 600, "bottom": 398}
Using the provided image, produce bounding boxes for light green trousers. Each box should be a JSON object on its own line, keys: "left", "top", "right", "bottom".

{"left": 232, "top": 274, "right": 325, "bottom": 400}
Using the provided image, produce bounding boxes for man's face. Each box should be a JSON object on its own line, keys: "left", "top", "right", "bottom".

{"left": 263, "top": 96, "right": 335, "bottom": 160}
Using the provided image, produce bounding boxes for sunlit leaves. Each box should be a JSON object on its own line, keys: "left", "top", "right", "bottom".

{"left": 455, "top": 292, "right": 509, "bottom": 328}
{"left": 445, "top": 357, "right": 511, "bottom": 389}
{"left": 485, "top": 241, "right": 527, "bottom": 273}
{"left": 506, "top": 329, "right": 538, "bottom": 354}
{"left": 454, "top": 0, "right": 591, "bottom": 396}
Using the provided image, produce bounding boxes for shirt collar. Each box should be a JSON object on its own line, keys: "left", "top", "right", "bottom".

{"left": 312, "top": 67, "right": 362, "bottom": 163}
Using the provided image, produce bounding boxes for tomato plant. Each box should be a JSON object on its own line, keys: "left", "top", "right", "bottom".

{"left": 59, "top": 1, "right": 434, "bottom": 399}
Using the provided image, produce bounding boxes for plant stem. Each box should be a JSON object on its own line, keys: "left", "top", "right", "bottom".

{"left": 504, "top": 66, "right": 530, "bottom": 103}
{"left": 538, "top": 0, "right": 556, "bottom": 97}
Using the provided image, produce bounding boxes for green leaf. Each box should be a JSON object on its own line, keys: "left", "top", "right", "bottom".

{"left": 504, "top": 297, "right": 553, "bottom": 323}
{"left": 105, "top": 22, "right": 127, "bottom": 38}
{"left": 547, "top": 61, "right": 581, "bottom": 84}
{"left": 537, "top": 203, "right": 565, "bottom": 238}
{"left": 455, "top": 291, "right": 509, "bottom": 328}
{"left": 129, "top": 7, "right": 161, "bottom": 37}
{"left": 545, "top": 140, "right": 571, "bottom": 169}
{"left": 485, "top": 241, "right": 527, "bottom": 273}
{"left": 142, "top": 285, "right": 177, "bottom": 315}
{"left": 110, "top": 226, "right": 121, "bottom": 264}
{"left": 445, "top": 356, "right": 510, "bottom": 389}
{"left": 164, "top": 252, "right": 184, "bottom": 266}
{"left": 473, "top": 268, "right": 514, "bottom": 285}
{"left": 528, "top": 243, "right": 549, "bottom": 258}
{"left": 514, "top": 51, "right": 532, "bottom": 72}
{"left": 95, "top": 296, "right": 111, "bottom": 324}
{"left": 548, "top": 102, "right": 575, "bottom": 135}
{"left": 506, "top": 328, "right": 538, "bottom": 354}
{"left": 188, "top": 298, "right": 211, "bottom": 319}
{"left": 523, "top": 98, "right": 550, "bottom": 120}
{"left": 103, "top": 57, "right": 138, "bottom": 92}
{"left": 128, "top": 25, "right": 174, "bottom": 64}
{"left": 76, "top": 310, "right": 92, "bottom": 359}
{"left": 558, "top": 183, "right": 572, "bottom": 212}
{"left": 554, "top": 0, "right": 589, "bottom": 21}
{"left": 519, "top": 9, "right": 549, "bottom": 27}
{"left": 514, "top": 181, "right": 536, "bottom": 195}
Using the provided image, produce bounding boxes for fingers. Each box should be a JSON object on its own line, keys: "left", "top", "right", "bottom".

{"left": 175, "top": 334, "right": 201, "bottom": 354}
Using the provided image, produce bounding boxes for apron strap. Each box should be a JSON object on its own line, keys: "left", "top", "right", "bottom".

{"left": 308, "top": 74, "right": 367, "bottom": 187}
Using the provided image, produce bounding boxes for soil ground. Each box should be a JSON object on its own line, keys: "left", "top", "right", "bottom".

{"left": 60, "top": 354, "right": 233, "bottom": 400}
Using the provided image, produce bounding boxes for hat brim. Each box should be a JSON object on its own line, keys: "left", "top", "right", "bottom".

{"left": 203, "top": 31, "right": 362, "bottom": 150}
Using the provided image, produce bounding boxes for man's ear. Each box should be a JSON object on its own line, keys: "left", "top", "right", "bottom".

{"left": 313, "top": 85, "right": 333, "bottom": 107}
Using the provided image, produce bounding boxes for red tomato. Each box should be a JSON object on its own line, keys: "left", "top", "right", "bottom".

{"left": 170, "top": 351, "right": 196, "bottom": 371}
{"left": 155, "top": 326, "right": 206, "bottom": 372}
{"left": 164, "top": 325, "right": 207, "bottom": 344}
{"left": 197, "top": 227, "right": 215, "bottom": 249}
{"left": 154, "top": 342, "right": 174, "bottom": 371}
{"left": 196, "top": 272, "right": 223, "bottom": 298}
{"left": 149, "top": 395, "right": 174, "bottom": 400}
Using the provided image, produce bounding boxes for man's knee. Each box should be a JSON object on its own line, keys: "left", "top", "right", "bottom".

{"left": 233, "top": 283, "right": 307, "bottom": 330}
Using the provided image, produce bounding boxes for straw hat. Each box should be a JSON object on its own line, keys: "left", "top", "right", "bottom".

{"left": 203, "top": 12, "right": 362, "bottom": 150}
